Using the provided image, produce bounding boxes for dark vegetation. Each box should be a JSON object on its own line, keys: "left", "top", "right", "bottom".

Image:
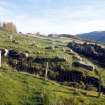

{"left": 1, "top": 48, "right": 104, "bottom": 95}
{"left": 68, "top": 41, "right": 105, "bottom": 67}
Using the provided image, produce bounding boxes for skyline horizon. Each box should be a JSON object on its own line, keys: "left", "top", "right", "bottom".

{"left": 1, "top": 21, "right": 105, "bottom": 35}
{"left": 1, "top": 0, "right": 105, "bottom": 34}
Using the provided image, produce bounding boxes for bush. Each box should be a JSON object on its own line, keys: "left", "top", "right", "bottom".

{"left": 48, "top": 70, "right": 59, "bottom": 80}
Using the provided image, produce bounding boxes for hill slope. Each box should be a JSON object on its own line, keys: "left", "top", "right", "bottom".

{"left": 0, "top": 30, "right": 105, "bottom": 105}
{"left": 1, "top": 62, "right": 105, "bottom": 105}
{"left": 77, "top": 31, "right": 105, "bottom": 43}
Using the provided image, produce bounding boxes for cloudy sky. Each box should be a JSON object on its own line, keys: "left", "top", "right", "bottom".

{"left": 0, "top": 0, "right": 105, "bottom": 34}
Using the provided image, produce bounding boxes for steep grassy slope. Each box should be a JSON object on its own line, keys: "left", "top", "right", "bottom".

{"left": 0, "top": 30, "right": 68, "bottom": 57}
{"left": 0, "top": 31, "right": 97, "bottom": 76}
{"left": 0, "top": 30, "right": 105, "bottom": 82}
{"left": 1, "top": 62, "right": 105, "bottom": 105}
{"left": 0, "top": 30, "right": 105, "bottom": 105}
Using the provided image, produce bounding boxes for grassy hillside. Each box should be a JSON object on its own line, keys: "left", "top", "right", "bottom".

{"left": 0, "top": 30, "right": 104, "bottom": 77}
{"left": 1, "top": 61, "right": 105, "bottom": 105}
{"left": 0, "top": 30, "right": 104, "bottom": 75}
{"left": 0, "top": 30, "right": 105, "bottom": 105}
{"left": 0, "top": 31, "right": 95, "bottom": 75}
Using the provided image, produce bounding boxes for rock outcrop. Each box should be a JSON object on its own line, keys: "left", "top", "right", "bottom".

{"left": 1, "top": 48, "right": 105, "bottom": 94}
{"left": 0, "top": 48, "right": 8, "bottom": 56}
{"left": 6, "top": 49, "right": 103, "bottom": 93}
{"left": 8, "top": 50, "right": 28, "bottom": 59}
{"left": 68, "top": 41, "right": 105, "bottom": 66}
{"left": 73, "top": 60, "right": 94, "bottom": 71}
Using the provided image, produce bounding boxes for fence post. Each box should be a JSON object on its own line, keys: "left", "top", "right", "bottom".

{"left": 0, "top": 50, "right": 1, "bottom": 67}
{"left": 45, "top": 62, "right": 48, "bottom": 80}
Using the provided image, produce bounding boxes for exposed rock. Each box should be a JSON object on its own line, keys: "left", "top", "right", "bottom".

{"left": 4, "top": 49, "right": 9, "bottom": 56}
{"left": 58, "top": 70, "right": 84, "bottom": 83}
{"left": 85, "top": 76, "right": 99, "bottom": 88}
{"left": 24, "top": 53, "right": 29, "bottom": 57}
{"left": 73, "top": 60, "right": 94, "bottom": 71}
{"left": 68, "top": 41, "right": 105, "bottom": 66}
{"left": 73, "top": 54, "right": 83, "bottom": 61}
{"left": 33, "top": 56, "right": 66, "bottom": 63}
{"left": 7, "top": 51, "right": 105, "bottom": 94}
{"left": 0, "top": 48, "right": 104, "bottom": 94}
{"left": 0, "top": 48, "right": 8, "bottom": 56}
{"left": 7, "top": 50, "right": 29, "bottom": 59}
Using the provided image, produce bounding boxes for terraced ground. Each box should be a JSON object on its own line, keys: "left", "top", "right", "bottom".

{"left": 0, "top": 30, "right": 105, "bottom": 105}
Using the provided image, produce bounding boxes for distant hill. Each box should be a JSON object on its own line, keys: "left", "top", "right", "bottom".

{"left": 48, "top": 34, "right": 79, "bottom": 39}
{"left": 77, "top": 31, "right": 105, "bottom": 43}
{"left": 58, "top": 34, "right": 79, "bottom": 39}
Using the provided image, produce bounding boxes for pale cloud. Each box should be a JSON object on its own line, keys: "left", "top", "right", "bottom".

{"left": 15, "top": 16, "right": 105, "bottom": 35}
{"left": 0, "top": 0, "right": 105, "bottom": 34}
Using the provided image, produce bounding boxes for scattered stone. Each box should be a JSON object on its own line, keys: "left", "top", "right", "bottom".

{"left": 73, "top": 60, "right": 95, "bottom": 71}
{"left": 4, "top": 49, "right": 9, "bottom": 56}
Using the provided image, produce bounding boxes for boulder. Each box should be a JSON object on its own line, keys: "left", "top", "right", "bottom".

{"left": 4, "top": 49, "right": 9, "bottom": 56}
{"left": 0, "top": 48, "right": 9, "bottom": 56}
{"left": 24, "top": 53, "right": 29, "bottom": 57}
{"left": 73, "top": 60, "right": 94, "bottom": 71}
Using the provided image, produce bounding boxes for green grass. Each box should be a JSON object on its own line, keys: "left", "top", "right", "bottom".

{"left": 0, "top": 62, "right": 105, "bottom": 105}
{"left": 0, "top": 30, "right": 104, "bottom": 78}
{"left": 0, "top": 30, "right": 105, "bottom": 105}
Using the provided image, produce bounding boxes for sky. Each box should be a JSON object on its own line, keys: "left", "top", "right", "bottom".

{"left": 0, "top": 0, "right": 105, "bottom": 35}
